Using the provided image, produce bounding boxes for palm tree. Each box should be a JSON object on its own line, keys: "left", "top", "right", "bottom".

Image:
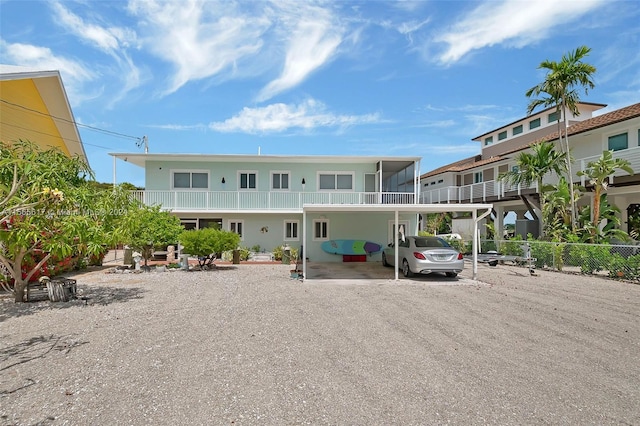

{"left": 577, "top": 150, "right": 633, "bottom": 227}
{"left": 498, "top": 142, "right": 567, "bottom": 235}
{"left": 525, "top": 46, "right": 596, "bottom": 232}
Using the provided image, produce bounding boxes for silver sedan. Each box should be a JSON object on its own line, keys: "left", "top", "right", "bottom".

{"left": 382, "top": 236, "right": 464, "bottom": 278}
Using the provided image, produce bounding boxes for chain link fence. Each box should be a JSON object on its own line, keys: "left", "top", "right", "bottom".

{"left": 476, "top": 239, "right": 640, "bottom": 281}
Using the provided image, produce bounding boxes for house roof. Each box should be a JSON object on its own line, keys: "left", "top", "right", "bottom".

{"left": 109, "top": 153, "right": 422, "bottom": 174}
{"left": 0, "top": 64, "right": 88, "bottom": 163}
{"left": 421, "top": 102, "right": 640, "bottom": 178}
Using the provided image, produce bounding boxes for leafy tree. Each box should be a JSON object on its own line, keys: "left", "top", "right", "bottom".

{"left": 543, "top": 177, "right": 579, "bottom": 240}
{"left": 120, "top": 205, "right": 184, "bottom": 267}
{"left": 526, "top": 46, "right": 596, "bottom": 231}
{"left": 577, "top": 150, "right": 633, "bottom": 227}
{"left": 179, "top": 228, "right": 240, "bottom": 268}
{"left": 578, "top": 194, "right": 629, "bottom": 243}
{"left": 498, "top": 141, "right": 567, "bottom": 235}
{"left": 0, "top": 141, "right": 106, "bottom": 302}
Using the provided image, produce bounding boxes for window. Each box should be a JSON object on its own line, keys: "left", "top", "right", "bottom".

{"left": 313, "top": 219, "right": 329, "bottom": 240}
{"left": 181, "top": 219, "right": 197, "bottom": 230}
{"left": 512, "top": 125, "right": 523, "bottom": 136}
{"left": 172, "top": 171, "right": 208, "bottom": 189}
{"left": 318, "top": 173, "right": 353, "bottom": 190}
{"left": 239, "top": 172, "right": 257, "bottom": 190}
{"left": 498, "top": 131, "right": 507, "bottom": 141}
{"left": 199, "top": 218, "right": 222, "bottom": 229}
{"left": 529, "top": 118, "right": 541, "bottom": 129}
{"left": 437, "top": 179, "right": 443, "bottom": 184}
{"left": 608, "top": 133, "right": 628, "bottom": 151}
{"left": 474, "top": 172, "right": 483, "bottom": 183}
{"left": 484, "top": 136, "right": 493, "bottom": 146}
{"left": 271, "top": 172, "right": 290, "bottom": 190}
{"left": 284, "top": 220, "right": 299, "bottom": 241}
{"left": 548, "top": 111, "right": 559, "bottom": 123}
{"left": 230, "top": 220, "right": 244, "bottom": 239}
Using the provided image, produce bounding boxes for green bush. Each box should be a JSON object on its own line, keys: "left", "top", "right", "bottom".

{"left": 567, "top": 243, "right": 612, "bottom": 274}
{"left": 499, "top": 236, "right": 525, "bottom": 256}
{"left": 608, "top": 253, "right": 640, "bottom": 280}
{"left": 272, "top": 245, "right": 299, "bottom": 261}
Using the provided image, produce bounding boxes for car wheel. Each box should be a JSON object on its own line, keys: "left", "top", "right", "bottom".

{"left": 382, "top": 252, "right": 389, "bottom": 267}
{"left": 445, "top": 272, "right": 458, "bottom": 278}
{"left": 402, "top": 260, "right": 413, "bottom": 277}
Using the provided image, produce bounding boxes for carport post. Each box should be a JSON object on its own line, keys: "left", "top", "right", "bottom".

{"left": 473, "top": 207, "right": 492, "bottom": 281}
{"left": 394, "top": 209, "right": 399, "bottom": 281}
{"left": 302, "top": 209, "right": 307, "bottom": 281}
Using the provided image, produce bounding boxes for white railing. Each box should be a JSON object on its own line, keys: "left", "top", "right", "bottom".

{"left": 577, "top": 146, "right": 640, "bottom": 185}
{"left": 420, "top": 147, "right": 640, "bottom": 204}
{"left": 130, "top": 191, "right": 416, "bottom": 211}
{"left": 420, "top": 180, "right": 537, "bottom": 204}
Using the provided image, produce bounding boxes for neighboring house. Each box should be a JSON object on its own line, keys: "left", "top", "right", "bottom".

{"left": 110, "top": 153, "right": 426, "bottom": 262}
{"left": 0, "top": 65, "right": 88, "bottom": 163}
{"left": 419, "top": 102, "right": 640, "bottom": 239}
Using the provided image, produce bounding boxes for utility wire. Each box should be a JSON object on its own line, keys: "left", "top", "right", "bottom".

{"left": 0, "top": 121, "right": 113, "bottom": 150}
{"left": 0, "top": 98, "right": 142, "bottom": 142}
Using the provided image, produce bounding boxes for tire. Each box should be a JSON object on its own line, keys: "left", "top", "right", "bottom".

{"left": 382, "top": 252, "right": 389, "bottom": 267}
{"left": 402, "top": 260, "right": 414, "bottom": 277}
{"left": 445, "top": 272, "right": 458, "bottom": 278}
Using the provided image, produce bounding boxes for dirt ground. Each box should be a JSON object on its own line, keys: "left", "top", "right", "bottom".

{"left": 1, "top": 261, "right": 639, "bottom": 425}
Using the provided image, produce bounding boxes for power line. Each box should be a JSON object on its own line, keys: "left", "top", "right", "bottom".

{"left": 0, "top": 120, "right": 113, "bottom": 150}
{"left": 0, "top": 98, "right": 142, "bottom": 142}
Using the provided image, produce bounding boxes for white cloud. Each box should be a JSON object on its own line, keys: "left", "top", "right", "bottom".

{"left": 51, "top": 2, "right": 136, "bottom": 53}
{"left": 210, "top": 99, "right": 380, "bottom": 134}
{"left": 0, "top": 40, "right": 98, "bottom": 105}
{"left": 434, "top": 0, "right": 606, "bottom": 65}
{"left": 50, "top": 2, "right": 141, "bottom": 106}
{"left": 256, "top": 3, "right": 344, "bottom": 102}
{"left": 128, "top": 0, "right": 271, "bottom": 95}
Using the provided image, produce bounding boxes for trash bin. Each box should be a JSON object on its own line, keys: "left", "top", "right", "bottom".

{"left": 124, "top": 248, "right": 133, "bottom": 266}
{"left": 282, "top": 245, "right": 291, "bottom": 265}
{"left": 232, "top": 249, "right": 240, "bottom": 264}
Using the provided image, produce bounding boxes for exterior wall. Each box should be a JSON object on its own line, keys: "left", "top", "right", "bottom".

{"left": 172, "top": 210, "right": 417, "bottom": 263}
{"left": 482, "top": 125, "right": 560, "bottom": 158}
{"left": 420, "top": 172, "right": 455, "bottom": 190}
{"left": 145, "top": 160, "right": 377, "bottom": 192}
{"left": 304, "top": 211, "right": 417, "bottom": 263}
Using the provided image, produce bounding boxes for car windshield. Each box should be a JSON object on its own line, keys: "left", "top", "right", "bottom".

{"left": 413, "top": 237, "right": 451, "bottom": 248}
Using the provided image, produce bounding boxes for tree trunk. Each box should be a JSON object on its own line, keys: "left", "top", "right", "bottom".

{"left": 593, "top": 187, "right": 602, "bottom": 229}
{"left": 562, "top": 103, "right": 576, "bottom": 233}
{"left": 14, "top": 279, "right": 27, "bottom": 303}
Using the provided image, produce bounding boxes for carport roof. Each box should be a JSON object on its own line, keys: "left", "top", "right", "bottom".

{"left": 302, "top": 203, "right": 492, "bottom": 213}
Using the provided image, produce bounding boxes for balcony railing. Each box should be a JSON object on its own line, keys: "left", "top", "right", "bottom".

{"left": 131, "top": 190, "right": 417, "bottom": 211}
{"left": 421, "top": 146, "right": 640, "bottom": 204}
{"left": 420, "top": 181, "right": 537, "bottom": 204}
{"left": 577, "top": 145, "right": 640, "bottom": 184}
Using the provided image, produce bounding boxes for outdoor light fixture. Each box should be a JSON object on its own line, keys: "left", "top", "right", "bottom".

{"left": 301, "top": 178, "right": 306, "bottom": 185}
{"left": 221, "top": 177, "right": 226, "bottom": 184}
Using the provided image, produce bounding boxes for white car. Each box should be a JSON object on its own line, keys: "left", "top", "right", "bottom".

{"left": 382, "top": 236, "right": 464, "bottom": 278}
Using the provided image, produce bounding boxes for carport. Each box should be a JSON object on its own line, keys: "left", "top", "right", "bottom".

{"left": 302, "top": 203, "right": 492, "bottom": 281}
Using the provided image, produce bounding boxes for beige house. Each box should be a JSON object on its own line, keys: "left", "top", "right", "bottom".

{"left": 419, "top": 102, "right": 640, "bottom": 239}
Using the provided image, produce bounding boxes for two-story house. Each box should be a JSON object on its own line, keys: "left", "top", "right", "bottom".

{"left": 109, "top": 153, "right": 422, "bottom": 259}
{"left": 420, "top": 102, "right": 640, "bottom": 239}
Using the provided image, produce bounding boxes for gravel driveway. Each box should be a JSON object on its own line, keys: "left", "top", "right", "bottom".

{"left": 1, "top": 262, "right": 639, "bottom": 425}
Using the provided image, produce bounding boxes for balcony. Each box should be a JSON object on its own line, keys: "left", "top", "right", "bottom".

{"left": 420, "top": 181, "right": 537, "bottom": 204}
{"left": 131, "top": 190, "right": 417, "bottom": 212}
{"left": 421, "top": 146, "right": 640, "bottom": 204}
{"left": 577, "top": 145, "right": 640, "bottom": 184}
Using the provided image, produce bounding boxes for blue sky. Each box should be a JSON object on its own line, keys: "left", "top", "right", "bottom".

{"left": 1, "top": 0, "right": 639, "bottom": 187}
